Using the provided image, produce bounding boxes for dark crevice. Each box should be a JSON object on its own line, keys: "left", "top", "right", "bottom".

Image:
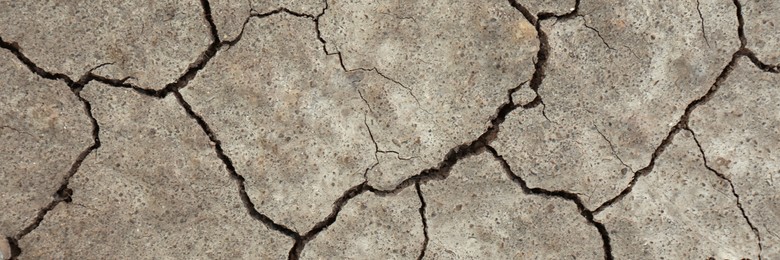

{"left": 0, "top": 36, "right": 76, "bottom": 87}
{"left": 414, "top": 182, "right": 429, "bottom": 260}
{"left": 729, "top": 0, "right": 780, "bottom": 73}
{"left": 696, "top": 0, "right": 711, "bottom": 47}
{"left": 486, "top": 145, "right": 613, "bottom": 260}
{"left": 1, "top": 0, "right": 224, "bottom": 99}
{"left": 365, "top": 0, "right": 558, "bottom": 196}
{"left": 200, "top": 0, "right": 220, "bottom": 43}
{"left": 8, "top": 89, "right": 101, "bottom": 259}
{"left": 288, "top": 182, "right": 370, "bottom": 260}
{"left": 537, "top": 0, "right": 580, "bottom": 20}
{"left": 688, "top": 129, "right": 763, "bottom": 259}
{"left": 172, "top": 91, "right": 301, "bottom": 240}
{"left": 743, "top": 49, "right": 780, "bottom": 73}
{"left": 733, "top": 0, "right": 747, "bottom": 49}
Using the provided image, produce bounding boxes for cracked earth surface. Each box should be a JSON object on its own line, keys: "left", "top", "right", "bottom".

{"left": 0, "top": 0, "right": 778, "bottom": 259}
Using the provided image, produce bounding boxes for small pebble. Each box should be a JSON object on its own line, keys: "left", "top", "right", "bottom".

{"left": 0, "top": 237, "right": 11, "bottom": 260}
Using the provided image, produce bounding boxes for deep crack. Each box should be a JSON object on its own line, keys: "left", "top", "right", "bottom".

{"left": 7, "top": 90, "right": 100, "bottom": 259}
{"left": 414, "top": 182, "right": 429, "bottom": 260}
{"left": 172, "top": 91, "right": 301, "bottom": 240}
{"left": 486, "top": 145, "right": 613, "bottom": 260}
{"left": 288, "top": 182, "right": 371, "bottom": 259}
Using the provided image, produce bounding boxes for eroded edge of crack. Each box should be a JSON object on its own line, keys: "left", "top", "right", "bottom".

{"left": 688, "top": 128, "right": 763, "bottom": 259}
{"left": 486, "top": 145, "right": 613, "bottom": 260}
{"left": 172, "top": 91, "right": 301, "bottom": 242}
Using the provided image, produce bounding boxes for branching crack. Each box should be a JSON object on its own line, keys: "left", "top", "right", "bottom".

{"left": 594, "top": 0, "right": 774, "bottom": 216}
{"left": 688, "top": 129, "right": 763, "bottom": 259}
{"left": 486, "top": 145, "right": 613, "bottom": 260}
{"left": 311, "top": 0, "right": 429, "bottom": 113}
{"left": 288, "top": 181, "right": 372, "bottom": 259}
{"left": 6, "top": 90, "right": 100, "bottom": 259}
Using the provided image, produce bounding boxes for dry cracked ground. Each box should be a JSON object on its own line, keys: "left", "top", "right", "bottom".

{"left": 1, "top": 0, "right": 779, "bottom": 259}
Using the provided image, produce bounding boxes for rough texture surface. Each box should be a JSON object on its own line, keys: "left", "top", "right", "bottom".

{"left": 2, "top": 0, "right": 779, "bottom": 259}
{"left": 0, "top": 0, "right": 210, "bottom": 90}
{"left": 182, "top": 15, "right": 376, "bottom": 233}
{"left": 597, "top": 131, "right": 758, "bottom": 259}
{"left": 689, "top": 58, "right": 780, "bottom": 259}
{"left": 320, "top": 0, "right": 539, "bottom": 189}
{"left": 18, "top": 84, "right": 291, "bottom": 259}
{"left": 423, "top": 154, "right": 603, "bottom": 259}
{"left": 743, "top": 0, "right": 780, "bottom": 64}
{"left": 494, "top": 106, "right": 631, "bottom": 208}
{"left": 0, "top": 51, "right": 92, "bottom": 237}
{"left": 542, "top": 0, "right": 739, "bottom": 176}
{"left": 303, "top": 187, "right": 423, "bottom": 259}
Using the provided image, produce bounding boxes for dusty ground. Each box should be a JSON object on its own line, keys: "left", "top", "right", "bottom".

{"left": 1, "top": 0, "right": 779, "bottom": 259}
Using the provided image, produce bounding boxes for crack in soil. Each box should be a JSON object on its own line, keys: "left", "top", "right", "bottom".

{"left": 486, "top": 145, "right": 614, "bottom": 260}
{"left": 688, "top": 128, "right": 763, "bottom": 259}
{"left": 0, "top": 40, "right": 105, "bottom": 260}
{"left": 173, "top": 91, "right": 301, "bottom": 241}
{"left": 3, "top": 0, "right": 778, "bottom": 258}
{"left": 594, "top": 125, "right": 635, "bottom": 173}
{"left": 311, "top": 0, "right": 428, "bottom": 113}
{"left": 594, "top": 0, "right": 778, "bottom": 218}
{"left": 579, "top": 16, "right": 616, "bottom": 51}
{"left": 414, "top": 182, "right": 429, "bottom": 260}
{"left": 696, "top": 0, "right": 711, "bottom": 47}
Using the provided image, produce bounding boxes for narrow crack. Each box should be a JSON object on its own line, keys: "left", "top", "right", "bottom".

{"left": 414, "top": 181, "right": 429, "bottom": 260}
{"left": 363, "top": 114, "right": 414, "bottom": 163}
{"left": 593, "top": 125, "right": 635, "bottom": 173}
{"left": 696, "top": 0, "right": 711, "bottom": 47}
{"left": 312, "top": 0, "right": 428, "bottom": 112}
{"left": 486, "top": 145, "right": 613, "bottom": 260}
{"left": 172, "top": 91, "right": 301, "bottom": 240}
{"left": 580, "top": 16, "right": 616, "bottom": 51}
{"left": 688, "top": 128, "right": 763, "bottom": 259}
